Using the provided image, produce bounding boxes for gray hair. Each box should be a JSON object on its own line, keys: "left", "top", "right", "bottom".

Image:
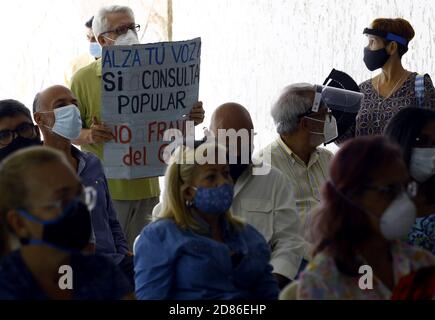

{"left": 93, "top": 5, "right": 135, "bottom": 41}
{"left": 271, "top": 83, "right": 315, "bottom": 135}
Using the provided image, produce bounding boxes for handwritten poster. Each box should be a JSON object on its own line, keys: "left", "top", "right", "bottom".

{"left": 101, "top": 38, "right": 201, "bottom": 179}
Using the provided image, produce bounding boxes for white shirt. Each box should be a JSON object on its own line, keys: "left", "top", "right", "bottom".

{"left": 231, "top": 165, "right": 305, "bottom": 280}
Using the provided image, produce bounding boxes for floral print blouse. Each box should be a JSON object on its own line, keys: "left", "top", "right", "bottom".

{"left": 297, "top": 241, "right": 434, "bottom": 300}
{"left": 355, "top": 73, "right": 435, "bottom": 137}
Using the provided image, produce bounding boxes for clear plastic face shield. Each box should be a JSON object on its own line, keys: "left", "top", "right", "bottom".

{"left": 311, "top": 84, "right": 364, "bottom": 144}
{"left": 311, "top": 85, "right": 364, "bottom": 114}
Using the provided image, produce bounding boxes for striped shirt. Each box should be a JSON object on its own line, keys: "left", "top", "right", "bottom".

{"left": 259, "top": 137, "right": 332, "bottom": 241}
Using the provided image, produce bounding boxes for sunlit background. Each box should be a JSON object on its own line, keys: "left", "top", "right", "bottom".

{"left": 2, "top": 0, "right": 435, "bottom": 156}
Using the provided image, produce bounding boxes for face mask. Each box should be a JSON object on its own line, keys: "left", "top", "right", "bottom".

{"left": 114, "top": 30, "right": 140, "bottom": 46}
{"left": 89, "top": 42, "right": 102, "bottom": 58}
{"left": 0, "top": 136, "right": 42, "bottom": 162}
{"left": 45, "top": 105, "right": 82, "bottom": 140}
{"left": 363, "top": 47, "right": 390, "bottom": 71}
{"left": 379, "top": 192, "right": 416, "bottom": 240}
{"left": 306, "top": 115, "right": 338, "bottom": 145}
{"left": 191, "top": 183, "right": 234, "bottom": 215}
{"left": 17, "top": 197, "right": 92, "bottom": 252}
{"left": 409, "top": 148, "right": 435, "bottom": 183}
{"left": 332, "top": 182, "right": 416, "bottom": 241}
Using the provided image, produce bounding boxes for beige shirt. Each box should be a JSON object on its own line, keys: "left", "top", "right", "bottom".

{"left": 258, "top": 137, "right": 333, "bottom": 243}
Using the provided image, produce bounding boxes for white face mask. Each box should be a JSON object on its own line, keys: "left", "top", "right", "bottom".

{"left": 113, "top": 30, "right": 140, "bottom": 46}
{"left": 409, "top": 148, "right": 435, "bottom": 183}
{"left": 379, "top": 192, "right": 416, "bottom": 240}
{"left": 306, "top": 114, "right": 338, "bottom": 145}
{"left": 46, "top": 105, "right": 82, "bottom": 140}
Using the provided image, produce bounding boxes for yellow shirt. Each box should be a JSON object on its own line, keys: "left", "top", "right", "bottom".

{"left": 70, "top": 59, "right": 160, "bottom": 201}
{"left": 259, "top": 136, "right": 332, "bottom": 240}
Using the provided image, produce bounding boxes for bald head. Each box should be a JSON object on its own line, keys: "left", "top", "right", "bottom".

{"left": 33, "top": 85, "right": 78, "bottom": 113}
{"left": 210, "top": 103, "right": 254, "bottom": 135}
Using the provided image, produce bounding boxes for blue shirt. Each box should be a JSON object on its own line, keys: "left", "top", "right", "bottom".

{"left": 0, "top": 250, "right": 132, "bottom": 299}
{"left": 73, "top": 147, "right": 128, "bottom": 264}
{"left": 134, "top": 217, "right": 279, "bottom": 300}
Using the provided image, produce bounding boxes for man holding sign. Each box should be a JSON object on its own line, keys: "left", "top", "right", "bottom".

{"left": 70, "top": 5, "right": 204, "bottom": 249}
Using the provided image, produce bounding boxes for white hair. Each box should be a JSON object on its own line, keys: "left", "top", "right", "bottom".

{"left": 93, "top": 5, "right": 135, "bottom": 41}
{"left": 271, "top": 83, "right": 315, "bottom": 135}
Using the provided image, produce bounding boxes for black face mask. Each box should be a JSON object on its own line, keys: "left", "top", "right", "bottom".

{"left": 19, "top": 199, "right": 92, "bottom": 252}
{"left": 0, "top": 136, "right": 42, "bottom": 162}
{"left": 363, "top": 47, "right": 390, "bottom": 71}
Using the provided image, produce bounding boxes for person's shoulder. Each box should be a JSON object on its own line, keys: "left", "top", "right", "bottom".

{"left": 0, "top": 250, "right": 25, "bottom": 277}
{"left": 71, "top": 253, "right": 133, "bottom": 299}
{"left": 0, "top": 251, "right": 30, "bottom": 299}
{"left": 394, "top": 241, "right": 435, "bottom": 266}
{"left": 301, "top": 251, "right": 338, "bottom": 279}
{"left": 358, "top": 78, "right": 373, "bottom": 92}
{"left": 316, "top": 147, "right": 334, "bottom": 159}
{"left": 80, "top": 149, "right": 104, "bottom": 168}
{"left": 141, "top": 218, "right": 180, "bottom": 239}
{"left": 71, "top": 60, "right": 99, "bottom": 84}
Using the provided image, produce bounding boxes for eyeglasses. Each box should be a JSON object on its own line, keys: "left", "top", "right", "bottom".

{"left": 414, "top": 135, "right": 435, "bottom": 148}
{"left": 100, "top": 24, "right": 140, "bottom": 37}
{"left": 364, "top": 181, "right": 418, "bottom": 199}
{"left": 0, "top": 123, "right": 37, "bottom": 147}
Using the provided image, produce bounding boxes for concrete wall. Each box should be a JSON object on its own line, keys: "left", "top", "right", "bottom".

{"left": 172, "top": 0, "right": 435, "bottom": 151}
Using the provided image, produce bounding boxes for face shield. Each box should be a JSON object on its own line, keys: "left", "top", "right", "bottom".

{"left": 311, "top": 85, "right": 363, "bottom": 114}
{"left": 311, "top": 69, "right": 364, "bottom": 144}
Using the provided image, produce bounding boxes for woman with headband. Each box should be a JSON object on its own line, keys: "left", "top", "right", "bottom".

{"left": 345, "top": 18, "right": 435, "bottom": 139}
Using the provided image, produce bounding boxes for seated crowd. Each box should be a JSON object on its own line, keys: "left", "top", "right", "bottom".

{"left": 0, "top": 4, "right": 433, "bottom": 300}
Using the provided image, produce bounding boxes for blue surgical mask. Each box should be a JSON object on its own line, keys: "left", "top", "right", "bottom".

{"left": 192, "top": 184, "right": 234, "bottom": 215}
{"left": 47, "top": 105, "right": 82, "bottom": 140}
{"left": 89, "top": 42, "right": 102, "bottom": 58}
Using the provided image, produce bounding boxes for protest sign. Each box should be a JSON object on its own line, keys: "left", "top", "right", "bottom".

{"left": 101, "top": 37, "right": 201, "bottom": 179}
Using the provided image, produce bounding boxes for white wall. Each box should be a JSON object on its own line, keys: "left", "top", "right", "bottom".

{"left": 172, "top": 0, "right": 435, "bottom": 152}
{"left": 0, "top": 0, "right": 168, "bottom": 109}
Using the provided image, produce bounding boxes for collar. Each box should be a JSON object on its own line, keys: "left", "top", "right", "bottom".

{"left": 193, "top": 213, "right": 234, "bottom": 240}
{"left": 95, "top": 58, "right": 102, "bottom": 77}
{"left": 71, "top": 146, "right": 88, "bottom": 176}
{"left": 277, "top": 136, "right": 320, "bottom": 168}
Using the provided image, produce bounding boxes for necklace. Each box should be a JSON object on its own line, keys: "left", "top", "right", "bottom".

{"left": 376, "top": 70, "right": 408, "bottom": 107}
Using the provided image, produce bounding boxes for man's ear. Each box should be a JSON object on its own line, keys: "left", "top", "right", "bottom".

{"left": 98, "top": 35, "right": 109, "bottom": 47}
{"left": 299, "top": 117, "right": 309, "bottom": 131}
{"left": 33, "top": 112, "right": 43, "bottom": 126}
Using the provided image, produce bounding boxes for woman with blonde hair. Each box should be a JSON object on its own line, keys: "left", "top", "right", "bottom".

{"left": 134, "top": 143, "right": 279, "bottom": 300}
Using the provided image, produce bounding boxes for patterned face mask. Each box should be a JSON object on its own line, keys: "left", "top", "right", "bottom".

{"left": 191, "top": 184, "right": 234, "bottom": 215}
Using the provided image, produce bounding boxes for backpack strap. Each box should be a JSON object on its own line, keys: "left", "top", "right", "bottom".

{"left": 415, "top": 74, "right": 425, "bottom": 107}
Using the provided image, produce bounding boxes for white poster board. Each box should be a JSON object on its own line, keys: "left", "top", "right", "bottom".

{"left": 101, "top": 38, "right": 201, "bottom": 179}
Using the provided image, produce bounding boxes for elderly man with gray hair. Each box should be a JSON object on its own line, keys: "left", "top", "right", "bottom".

{"left": 70, "top": 5, "right": 205, "bottom": 249}
{"left": 258, "top": 83, "right": 336, "bottom": 261}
